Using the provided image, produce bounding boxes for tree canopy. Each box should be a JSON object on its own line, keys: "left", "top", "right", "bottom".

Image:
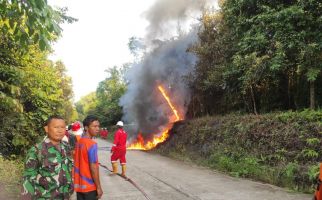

{"left": 0, "top": 1, "right": 75, "bottom": 157}
{"left": 0, "top": 0, "right": 76, "bottom": 50}
{"left": 188, "top": 0, "right": 322, "bottom": 116}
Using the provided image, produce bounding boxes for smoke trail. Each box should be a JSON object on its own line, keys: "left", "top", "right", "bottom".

{"left": 120, "top": 31, "right": 197, "bottom": 135}
{"left": 144, "top": 0, "right": 213, "bottom": 41}
{"left": 120, "top": 0, "right": 216, "bottom": 137}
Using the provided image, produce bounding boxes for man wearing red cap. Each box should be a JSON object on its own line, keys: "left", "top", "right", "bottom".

{"left": 69, "top": 121, "right": 82, "bottom": 151}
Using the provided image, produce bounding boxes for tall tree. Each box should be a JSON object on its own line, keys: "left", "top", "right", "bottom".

{"left": 95, "top": 65, "right": 127, "bottom": 126}
{"left": 75, "top": 92, "right": 98, "bottom": 121}
{"left": 54, "top": 61, "right": 76, "bottom": 123}
{"left": 0, "top": 1, "right": 76, "bottom": 156}
{"left": 128, "top": 36, "right": 146, "bottom": 61}
{"left": 222, "top": 0, "right": 322, "bottom": 111}
{"left": 189, "top": 9, "right": 237, "bottom": 116}
{"left": 0, "top": 43, "right": 71, "bottom": 156}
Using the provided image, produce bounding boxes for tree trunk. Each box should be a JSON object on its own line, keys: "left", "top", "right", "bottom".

{"left": 310, "top": 80, "right": 315, "bottom": 109}
{"left": 250, "top": 85, "right": 258, "bottom": 115}
{"left": 288, "top": 73, "right": 292, "bottom": 109}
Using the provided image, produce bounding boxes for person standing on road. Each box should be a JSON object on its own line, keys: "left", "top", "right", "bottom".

{"left": 22, "top": 115, "right": 73, "bottom": 200}
{"left": 100, "top": 128, "right": 108, "bottom": 139}
{"left": 103, "top": 128, "right": 108, "bottom": 139}
{"left": 69, "top": 121, "right": 82, "bottom": 149}
{"left": 73, "top": 115, "right": 103, "bottom": 200}
{"left": 111, "top": 121, "right": 128, "bottom": 177}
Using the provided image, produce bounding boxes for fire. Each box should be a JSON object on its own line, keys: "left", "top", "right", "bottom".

{"left": 157, "top": 85, "right": 181, "bottom": 121}
{"left": 127, "top": 130, "right": 170, "bottom": 150}
{"left": 127, "top": 85, "right": 181, "bottom": 150}
{"left": 127, "top": 133, "right": 146, "bottom": 150}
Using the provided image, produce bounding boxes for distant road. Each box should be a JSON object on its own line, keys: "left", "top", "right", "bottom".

{"left": 94, "top": 139, "right": 311, "bottom": 200}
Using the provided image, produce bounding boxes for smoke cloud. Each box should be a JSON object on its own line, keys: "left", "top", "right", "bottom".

{"left": 119, "top": 0, "right": 216, "bottom": 138}
{"left": 144, "top": 0, "right": 213, "bottom": 41}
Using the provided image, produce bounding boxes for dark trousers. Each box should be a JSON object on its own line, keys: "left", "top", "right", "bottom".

{"left": 77, "top": 190, "right": 97, "bottom": 200}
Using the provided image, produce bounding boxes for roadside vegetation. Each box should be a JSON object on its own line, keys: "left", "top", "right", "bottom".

{"left": 0, "top": 157, "right": 24, "bottom": 199}
{"left": 0, "top": 1, "right": 76, "bottom": 197}
{"left": 155, "top": 110, "right": 322, "bottom": 193}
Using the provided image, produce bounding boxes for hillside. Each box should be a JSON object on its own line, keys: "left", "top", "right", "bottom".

{"left": 154, "top": 110, "right": 322, "bottom": 192}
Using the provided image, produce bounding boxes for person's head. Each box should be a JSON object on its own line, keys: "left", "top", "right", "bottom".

{"left": 83, "top": 115, "right": 100, "bottom": 137}
{"left": 72, "top": 121, "right": 81, "bottom": 131}
{"left": 116, "top": 121, "right": 124, "bottom": 128}
{"left": 44, "top": 115, "right": 66, "bottom": 144}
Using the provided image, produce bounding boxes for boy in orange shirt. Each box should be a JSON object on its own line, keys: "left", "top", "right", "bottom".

{"left": 73, "top": 115, "right": 103, "bottom": 200}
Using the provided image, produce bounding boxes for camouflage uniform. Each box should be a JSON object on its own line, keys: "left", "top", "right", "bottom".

{"left": 22, "top": 137, "right": 73, "bottom": 200}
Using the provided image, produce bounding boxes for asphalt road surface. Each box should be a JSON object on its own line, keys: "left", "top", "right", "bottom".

{"left": 89, "top": 139, "right": 311, "bottom": 200}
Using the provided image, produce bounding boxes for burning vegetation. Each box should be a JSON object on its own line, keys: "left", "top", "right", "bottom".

{"left": 119, "top": 0, "right": 213, "bottom": 151}
{"left": 127, "top": 85, "right": 183, "bottom": 150}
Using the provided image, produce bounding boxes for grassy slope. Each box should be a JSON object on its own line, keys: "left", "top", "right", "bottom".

{"left": 153, "top": 110, "right": 322, "bottom": 193}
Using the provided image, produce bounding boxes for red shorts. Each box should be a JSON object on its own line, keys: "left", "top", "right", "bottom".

{"left": 111, "top": 149, "right": 126, "bottom": 164}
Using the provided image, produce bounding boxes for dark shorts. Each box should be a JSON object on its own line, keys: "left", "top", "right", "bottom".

{"left": 77, "top": 190, "right": 97, "bottom": 200}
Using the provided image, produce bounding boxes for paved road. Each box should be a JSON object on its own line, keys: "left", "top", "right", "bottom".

{"left": 93, "top": 139, "right": 311, "bottom": 200}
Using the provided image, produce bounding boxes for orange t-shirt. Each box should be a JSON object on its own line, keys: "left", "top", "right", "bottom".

{"left": 73, "top": 136, "right": 98, "bottom": 192}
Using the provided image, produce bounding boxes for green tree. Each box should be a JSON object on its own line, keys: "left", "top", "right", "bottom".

{"left": 222, "top": 0, "right": 322, "bottom": 111}
{"left": 0, "top": 36, "right": 25, "bottom": 156}
{"left": 54, "top": 61, "right": 76, "bottom": 123}
{"left": 128, "top": 36, "right": 146, "bottom": 61}
{"left": 0, "top": 0, "right": 76, "bottom": 50}
{"left": 0, "top": 42, "right": 70, "bottom": 156}
{"left": 75, "top": 92, "right": 98, "bottom": 121}
{"left": 188, "top": 0, "right": 322, "bottom": 115}
{"left": 95, "top": 65, "right": 127, "bottom": 126}
{"left": 0, "top": 0, "right": 76, "bottom": 157}
{"left": 0, "top": 36, "right": 23, "bottom": 114}
{"left": 189, "top": 10, "right": 237, "bottom": 116}
{"left": 18, "top": 46, "right": 67, "bottom": 147}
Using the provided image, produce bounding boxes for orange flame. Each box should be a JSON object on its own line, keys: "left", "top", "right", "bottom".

{"left": 157, "top": 85, "right": 181, "bottom": 121}
{"left": 127, "top": 85, "right": 181, "bottom": 150}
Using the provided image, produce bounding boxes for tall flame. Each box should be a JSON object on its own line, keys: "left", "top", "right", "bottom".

{"left": 157, "top": 85, "right": 181, "bottom": 121}
{"left": 127, "top": 85, "right": 182, "bottom": 150}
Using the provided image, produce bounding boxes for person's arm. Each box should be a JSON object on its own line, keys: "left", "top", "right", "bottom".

{"left": 88, "top": 144, "right": 103, "bottom": 199}
{"left": 90, "top": 163, "right": 103, "bottom": 199}
{"left": 111, "top": 130, "right": 119, "bottom": 152}
{"left": 22, "top": 146, "right": 43, "bottom": 200}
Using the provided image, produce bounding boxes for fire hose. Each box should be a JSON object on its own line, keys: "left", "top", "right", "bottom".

{"left": 98, "top": 163, "right": 152, "bottom": 200}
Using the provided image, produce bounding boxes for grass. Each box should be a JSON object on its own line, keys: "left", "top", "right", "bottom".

{"left": 0, "top": 156, "right": 23, "bottom": 199}
{"left": 154, "top": 111, "right": 322, "bottom": 193}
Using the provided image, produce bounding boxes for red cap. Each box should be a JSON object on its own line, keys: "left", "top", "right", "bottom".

{"left": 72, "top": 122, "right": 81, "bottom": 131}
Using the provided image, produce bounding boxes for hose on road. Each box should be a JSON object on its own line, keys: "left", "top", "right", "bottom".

{"left": 99, "top": 163, "right": 152, "bottom": 200}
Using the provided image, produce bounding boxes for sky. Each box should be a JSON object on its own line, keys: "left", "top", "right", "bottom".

{"left": 48, "top": 0, "right": 156, "bottom": 101}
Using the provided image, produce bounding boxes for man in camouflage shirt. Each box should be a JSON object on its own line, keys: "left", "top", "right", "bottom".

{"left": 22, "top": 115, "right": 73, "bottom": 199}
